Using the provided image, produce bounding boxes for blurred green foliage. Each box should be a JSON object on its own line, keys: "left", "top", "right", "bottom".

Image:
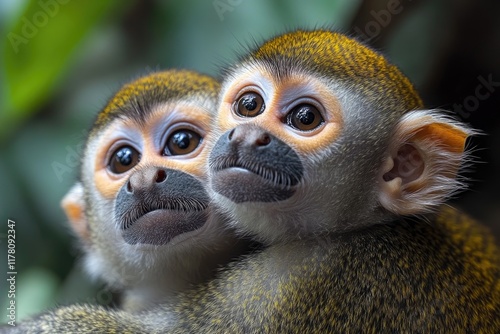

{"left": 1, "top": 0, "right": 499, "bottom": 323}
{"left": 2, "top": 0, "right": 126, "bottom": 139}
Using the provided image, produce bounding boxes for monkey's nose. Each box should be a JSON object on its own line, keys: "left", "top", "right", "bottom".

{"left": 126, "top": 167, "right": 168, "bottom": 194}
{"left": 228, "top": 124, "right": 272, "bottom": 147}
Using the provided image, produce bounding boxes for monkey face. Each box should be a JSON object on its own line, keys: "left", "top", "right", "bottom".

{"left": 102, "top": 104, "right": 211, "bottom": 247}
{"left": 209, "top": 64, "right": 348, "bottom": 243}
{"left": 77, "top": 97, "right": 226, "bottom": 286}
{"left": 87, "top": 99, "right": 213, "bottom": 248}
{"left": 211, "top": 66, "right": 343, "bottom": 200}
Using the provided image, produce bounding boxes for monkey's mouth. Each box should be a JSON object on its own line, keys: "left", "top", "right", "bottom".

{"left": 117, "top": 198, "right": 209, "bottom": 245}
{"left": 210, "top": 156, "right": 301, "bottom": 188}
{"left": 210, "top": 156, "right": 302, "bottom": 203}
{"left": 119, "top": 198, "right": 207, "bottom": 230}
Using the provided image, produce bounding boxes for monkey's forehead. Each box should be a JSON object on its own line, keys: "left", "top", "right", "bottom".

{"left": 244, "top": 30, "right": 423, "bottom": 112}
{"left": 94, "top": 70, "right": 220, "bottom": 130}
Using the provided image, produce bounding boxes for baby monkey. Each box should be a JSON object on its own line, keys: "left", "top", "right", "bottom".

{"left": 61, "top": 69, "right": 248, "bottom": 311}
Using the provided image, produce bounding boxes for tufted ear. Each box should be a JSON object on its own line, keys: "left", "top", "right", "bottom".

{"left": 378, "top": 110, "right": 474, "bottom": 215}
{"left": 61, "top": 182, "right": 90, "bottom": 244}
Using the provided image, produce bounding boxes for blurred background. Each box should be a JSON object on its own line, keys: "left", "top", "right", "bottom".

{"left": 1, "top": 0, "right": 499, "bottom": 322}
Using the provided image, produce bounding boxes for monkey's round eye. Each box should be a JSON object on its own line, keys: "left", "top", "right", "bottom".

{"left": 286, "top": 104, "right": 324, "bottom": 131}
{"left": 109, "top": 146, "right": 140, "bottom": 174}
{"left": 235, "top": 92, "right": 265, "bottom": 117}
{"left": 163, "top": 130, "right": 202, "bottom": 156}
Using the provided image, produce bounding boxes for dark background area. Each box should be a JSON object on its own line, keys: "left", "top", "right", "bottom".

{"left": 1, "top": 0, "right": 499, "bottom": 321}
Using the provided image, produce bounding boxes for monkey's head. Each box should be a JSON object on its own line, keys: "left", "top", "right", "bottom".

{"left": 61, "top": 70, "right": 226, "bottom": 288}
{"left": 209, "top": 30, "right": 473, "bottom": 245}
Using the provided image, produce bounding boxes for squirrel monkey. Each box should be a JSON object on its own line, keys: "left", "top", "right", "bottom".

{"left": 59, "top": 69, "right": 249, "bottom": 312}
{"left": 161, "top": 29, "right": 500, "bottom": 332}
{"left": 4, "top": 30, "right": 499, "bottom": 333}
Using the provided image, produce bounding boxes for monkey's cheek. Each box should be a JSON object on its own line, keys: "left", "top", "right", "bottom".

{"left": 121, "top": 209, "right": 208, "bottom": 245}
{"left": 212, "top": 168, "right": 296, "bottom": 203}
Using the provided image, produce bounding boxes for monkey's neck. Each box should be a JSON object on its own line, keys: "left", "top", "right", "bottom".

{"left": 122, "top": 213, "right": 251, "bottom": 312}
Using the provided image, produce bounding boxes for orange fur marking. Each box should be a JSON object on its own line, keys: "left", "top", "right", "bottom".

{"left": 414, "top": 123, "right": 468, "bottom": 153}
{"left": 218, "top": 69, "right": 343, "bottom": 154}
{"left": 65, "top": 203, "right": 89, "bottom": 241}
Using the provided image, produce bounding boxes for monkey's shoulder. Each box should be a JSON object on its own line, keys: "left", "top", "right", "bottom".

{"left": 272, "top": 206, "right": 500, "bottom": 332}
{"left": 1, "top": 304, "right": 149, "bottom": 334}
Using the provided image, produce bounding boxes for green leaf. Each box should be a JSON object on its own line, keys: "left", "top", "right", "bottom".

{"left": 2, "top": 0, "right": 123, "bottom": 140}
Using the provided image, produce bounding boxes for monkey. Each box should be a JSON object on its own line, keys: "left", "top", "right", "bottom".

{"left": 3, "top": 29, "right": 499, "bottom": 333}
{"left": 58, "top": 69, "right": 251, "bottom": 312}
{"left": 155, "top": 29, "right": 500, "bottom": 333}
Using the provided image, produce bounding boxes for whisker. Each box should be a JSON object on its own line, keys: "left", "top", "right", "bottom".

{"left": 211, "top": 155, "right": 300, "bottom": 188}
{"left": 118, "top": 197, "right": 208, "bottom": 230}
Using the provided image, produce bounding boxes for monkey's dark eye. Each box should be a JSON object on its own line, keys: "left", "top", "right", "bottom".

{"left": 286, "top": 104, "right": 324, "bottom": 131}
{"left": 163, "top": 130, "right": 202, "bottom": 156}
{"left": 234, "top": 92, "right": 265, "bottom": 117}
{"left": 109, "top": 146, "right": 140, "bottom": 174}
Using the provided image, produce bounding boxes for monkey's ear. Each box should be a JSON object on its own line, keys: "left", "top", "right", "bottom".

{"left": 61, "top": 182, "right": 90, "bottom": 243}
{"left": 378, "top": 110, "right": 474, "bottom": 215}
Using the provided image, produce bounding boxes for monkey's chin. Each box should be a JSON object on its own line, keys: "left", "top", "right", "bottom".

{"left": 121, "top": 209, "right": 208, "bottom": 246}
{"left": 212, "top": 167, "right": 296, "bottom": 203}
